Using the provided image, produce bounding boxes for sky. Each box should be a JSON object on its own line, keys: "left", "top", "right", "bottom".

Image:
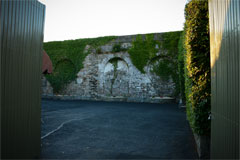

{"left": 38, "top": 0, "right": 188, "bottom": 42}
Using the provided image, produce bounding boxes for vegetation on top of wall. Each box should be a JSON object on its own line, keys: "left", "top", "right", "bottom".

{"left": 44, "top": 36, "right": 116, "bottom": 93}
{"left": 184, "top": 0, "right": 211, "bottom": 136}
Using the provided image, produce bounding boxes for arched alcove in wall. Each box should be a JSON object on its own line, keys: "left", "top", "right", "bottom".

{"left": 103, "top": 57, "right": 129, "bottom": 97}
{"left": 53, "top": 59, "right": 76, "bottom": 92}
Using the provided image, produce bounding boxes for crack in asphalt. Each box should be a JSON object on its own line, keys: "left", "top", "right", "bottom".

{"left": 41, "top": 118, "right": 81, "bottom": 140}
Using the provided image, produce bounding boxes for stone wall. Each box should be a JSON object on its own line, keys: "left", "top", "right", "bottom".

{"left": 42, "top": 34, "right": 176, "bottom": 103}
{"left": 42, "top": 76, "right": 53, "bottom": 95}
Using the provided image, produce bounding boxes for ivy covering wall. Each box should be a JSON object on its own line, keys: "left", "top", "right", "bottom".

{"left": 128, "top": 34, "right": 158, "bottom": 74}
{"left": 178, "top": 32, "right": 186, "bottom": 103}
{"left": 44, "top": 32, "right": 182, "bottom": 95}
{"left": 155, "top": 31, "right": 182, "bottom": 96}
{"left": 127, "top": 32, "right": 182, "bottom": 96}
{"left": 44, "top": 36, "right": 116, "bottom": 93}
{"left": 184, "top": 0, "right": 211, "bottom": 136}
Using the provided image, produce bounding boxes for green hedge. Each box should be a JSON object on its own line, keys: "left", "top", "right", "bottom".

{"left": 44, "top": 36, "right": 116, "bottom": 93}
{"left": 184, "top": 0, "right": 211, "bottom": 136}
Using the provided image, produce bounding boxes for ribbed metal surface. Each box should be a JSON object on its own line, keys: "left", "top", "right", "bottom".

{"left": 1, "top": 0, "right": 45, "bottom": 158}
{"left": 209, "top": 0, "right": 239, "bottom": 159}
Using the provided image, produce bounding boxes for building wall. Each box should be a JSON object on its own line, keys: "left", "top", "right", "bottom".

{"left": 209, "top": 0, "right": 239, "bottom": 159}
{"left": 64, "top": 52, "right": 175, "bottom": 102}
{"left": 1, "top": 0, "right": 45, "bottom": 158}
{"left": 42, "top": 76, "right": 53, "bottom": 95}
{"left": 42, "top": 35, "right": 176, "bottom": 103}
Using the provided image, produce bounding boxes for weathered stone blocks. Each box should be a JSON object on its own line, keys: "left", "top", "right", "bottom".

{"left": 42, "top": 34, "right": 176, "bottom": 103}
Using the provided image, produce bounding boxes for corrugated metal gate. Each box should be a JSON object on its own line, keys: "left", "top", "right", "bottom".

{"left": 1, "top": 0, "right": 45, "bottom": 158}
{"left": 209, "top": 0, "right": 239, "bottom": 159}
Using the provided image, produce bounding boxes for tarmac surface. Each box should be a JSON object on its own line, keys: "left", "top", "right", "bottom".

{"left": 41, "top": 99, "right": 198, "bottom": 159}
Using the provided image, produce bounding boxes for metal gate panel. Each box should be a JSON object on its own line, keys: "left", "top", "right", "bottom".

{"left": 1, "top": 0, "right": 45, "bottom": 158}
{"left": 209, "top": 0, "right": 239, "bottom": 159}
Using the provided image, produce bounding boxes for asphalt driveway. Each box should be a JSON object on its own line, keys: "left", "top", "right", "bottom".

{"left": 41, "top": 99, "right": 198, "bottom": 159}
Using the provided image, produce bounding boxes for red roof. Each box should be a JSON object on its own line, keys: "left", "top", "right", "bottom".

{"left": 42, "top": 50, "right": 53, "bottom": 74}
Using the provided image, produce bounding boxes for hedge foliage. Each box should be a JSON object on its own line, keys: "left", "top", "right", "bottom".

{"left": 184, "top": 0, "right": 211, "bottom": 136}
{"left": 44, "top": 36, "right": 116, "bottom": 93}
